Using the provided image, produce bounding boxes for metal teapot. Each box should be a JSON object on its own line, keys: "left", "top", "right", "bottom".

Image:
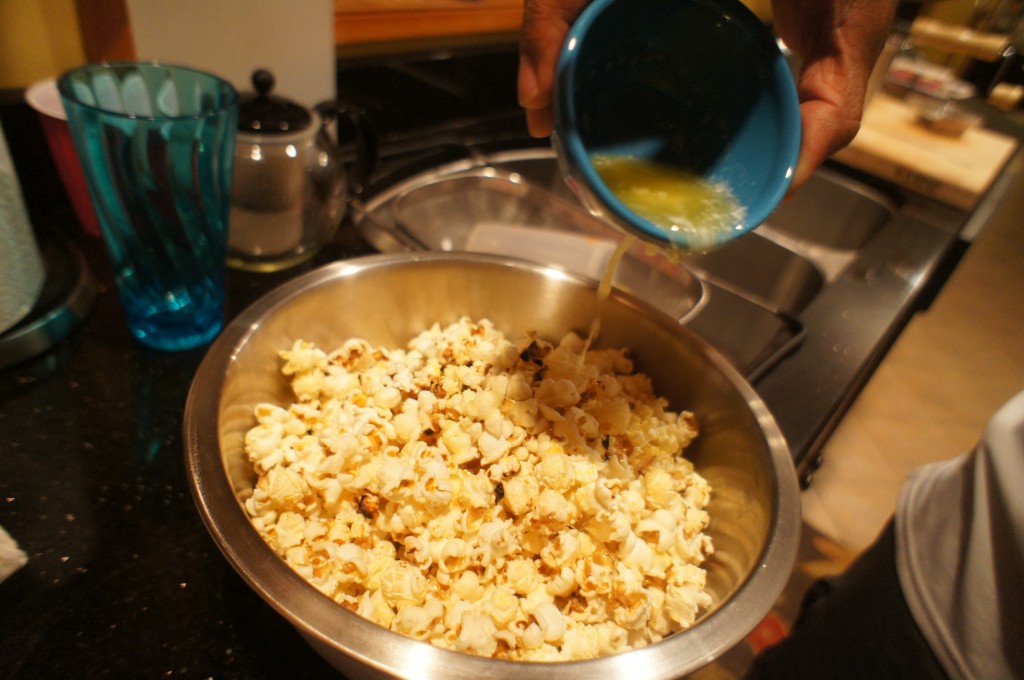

{"left": 228, "top": 70, "right": 375, "bottom": 271}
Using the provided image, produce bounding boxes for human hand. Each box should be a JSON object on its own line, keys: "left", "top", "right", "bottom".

{"left": 770, "top": 0, "right": 898, "bottom": 192}
{"left": 518, "top": 0, "right": 593, "bottom": 138}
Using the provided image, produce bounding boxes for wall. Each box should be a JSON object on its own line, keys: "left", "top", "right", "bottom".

{"left": 127, "top": 0, "right": 335, "bottom": 107}
{"left": 0, "top": 0, "right": 86, "bottom": 89}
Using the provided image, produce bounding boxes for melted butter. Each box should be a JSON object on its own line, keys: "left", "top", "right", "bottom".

{"left": 585, "top": 233, "right": 637, "bottom": 354}
{"left": 591, "top": 154, "right": 746, "bottom": 251}
{"left": 597, "top": 234, "right": 636, "bottom": 302}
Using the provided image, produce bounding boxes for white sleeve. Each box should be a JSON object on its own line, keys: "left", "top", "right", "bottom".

{"left": 896, "top": 390, "right": 1024, "bottom": 680}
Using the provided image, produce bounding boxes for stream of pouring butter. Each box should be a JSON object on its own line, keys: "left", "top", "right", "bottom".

{"left": 581, "top": 154, "right": 744, "bottom": 353}
{"left": 582, "top": 233, "right": 637, "bottom": 355}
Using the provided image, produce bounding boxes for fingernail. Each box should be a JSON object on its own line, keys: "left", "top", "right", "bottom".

{"left": 527, "top": 108, "right": 553, "bottom": 139}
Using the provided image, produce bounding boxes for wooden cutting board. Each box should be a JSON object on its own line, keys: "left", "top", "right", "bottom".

{"left": 833, "top": 93, "right": 1019, "bottom": 210}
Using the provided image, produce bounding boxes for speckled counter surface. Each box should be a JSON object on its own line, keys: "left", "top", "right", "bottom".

{"left": 0, "top": 189, "right": 368, "bottom": 680}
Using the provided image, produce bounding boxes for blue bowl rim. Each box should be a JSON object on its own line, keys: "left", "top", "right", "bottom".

{"left": 554, "top": 0, "right": 801, "bottom": 250}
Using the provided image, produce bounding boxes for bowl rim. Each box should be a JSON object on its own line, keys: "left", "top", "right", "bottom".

{"left": 184, "top": 251, "right": 801, "bottom": 678}
{"left": 57, "top": 60, "right": 239, "bottom": 121}
{"left": 553, "top": 0, "right": 801, "bottom": 250}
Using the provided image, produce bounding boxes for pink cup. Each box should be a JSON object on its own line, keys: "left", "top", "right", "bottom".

{"left": 25, "top": 78, "right": 101, "bottom": 236}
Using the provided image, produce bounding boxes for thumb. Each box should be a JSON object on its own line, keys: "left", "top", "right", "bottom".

{"left": 518, "top": 0, "right": 591, "bottom": 110}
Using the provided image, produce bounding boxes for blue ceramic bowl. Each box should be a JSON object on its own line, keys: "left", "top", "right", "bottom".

{"left": 554, "top": 0, "right": 800, "bottom": 250}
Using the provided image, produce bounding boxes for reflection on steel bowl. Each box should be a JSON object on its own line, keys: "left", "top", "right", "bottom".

{"left": 184, "top": 252, "right": 801, "bottom": 679}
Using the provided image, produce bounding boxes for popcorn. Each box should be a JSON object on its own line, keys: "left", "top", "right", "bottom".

{"left": 244, "top": 317, "right": 713, "bottom": 661}
{"left": 393, "top": 597, "right": 444, "bottom": 640}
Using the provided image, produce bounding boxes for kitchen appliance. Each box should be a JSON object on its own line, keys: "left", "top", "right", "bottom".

{"left": 228, "top": 70, "right": 375, "bottom": 272}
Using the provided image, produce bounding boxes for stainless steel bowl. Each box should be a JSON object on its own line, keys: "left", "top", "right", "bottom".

{"left": 184, "top": 252, "right": 800, "bottom": 679}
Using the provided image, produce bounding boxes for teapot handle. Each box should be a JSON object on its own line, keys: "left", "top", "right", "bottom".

{"left": 315, "top": 100, "right": 379, "bottom": 197}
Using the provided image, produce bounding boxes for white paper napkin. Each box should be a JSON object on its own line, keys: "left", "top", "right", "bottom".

{"left": 0, "top": 524, "right": 28, "bottom": 583}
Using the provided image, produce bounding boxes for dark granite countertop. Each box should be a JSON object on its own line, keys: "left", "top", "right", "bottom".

{"left": 0, "top": 155, "right": 363, "bottom": 680}
{"left": 0, "top": 48, "right": 527, "bottom": 680}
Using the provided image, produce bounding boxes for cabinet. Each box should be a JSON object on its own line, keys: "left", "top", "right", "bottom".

{"left": 72, "top": 0, "right": 524, "bottom": 64}
{"left": 334, "top": 0, "right": 522, "bottom": 48}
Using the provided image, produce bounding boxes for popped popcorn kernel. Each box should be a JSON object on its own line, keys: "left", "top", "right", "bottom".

{"left": 244, "top": 317, "right": 713, "bottom": 660}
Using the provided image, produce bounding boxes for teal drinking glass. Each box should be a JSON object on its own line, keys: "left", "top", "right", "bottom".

{"left": 59, "top": 62, "right": 238, "bottom": 351}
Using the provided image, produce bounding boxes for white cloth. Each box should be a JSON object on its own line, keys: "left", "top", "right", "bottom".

{"left": 0, "top": 524, "right": 28, "bottom": 583}
{"left": 896, "top": 390, "right": 1024, "bottom": 679}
